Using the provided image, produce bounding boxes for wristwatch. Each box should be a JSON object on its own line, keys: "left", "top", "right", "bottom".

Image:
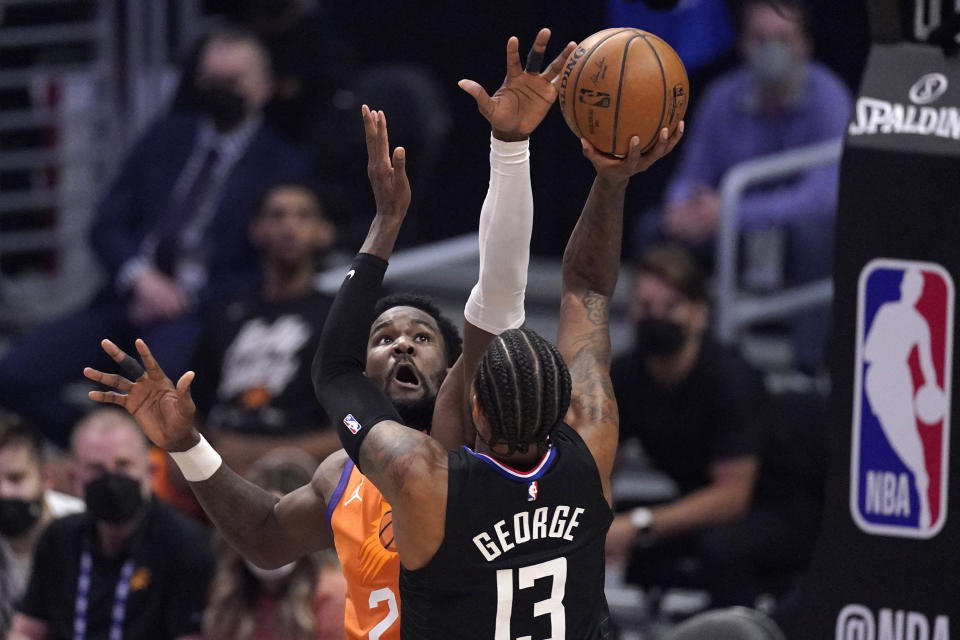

{"left": 630, "top": 507, "right": 653, "bottom": 535}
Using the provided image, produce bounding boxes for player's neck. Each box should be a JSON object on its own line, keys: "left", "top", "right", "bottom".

{"left": 475, "top": 439, "right": 541, "bottom": 470}
{"left": 262, "top": 259, "right": 315, "bottom": 301}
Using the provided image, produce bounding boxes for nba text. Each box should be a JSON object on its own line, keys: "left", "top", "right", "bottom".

{"left": 836, "top": 604, "right": 949, "bottom": 640}
{"left": 472, "top": 505, "right": 585, "bottom": 562}
{"left": 864, "top": 470, "right": 911, "bottom": 517}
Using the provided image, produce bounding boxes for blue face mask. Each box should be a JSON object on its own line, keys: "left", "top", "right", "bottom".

{"left": 748, "top": 40, "right": 801, "bottom": 87}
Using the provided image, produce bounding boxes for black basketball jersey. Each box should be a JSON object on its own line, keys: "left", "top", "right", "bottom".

{"left": 399, "top": 423, "right": 614, "bottom": 639}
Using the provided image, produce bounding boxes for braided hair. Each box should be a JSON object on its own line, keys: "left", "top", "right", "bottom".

{"left": 473, "top": 326, "right": 572, "bottom": 455}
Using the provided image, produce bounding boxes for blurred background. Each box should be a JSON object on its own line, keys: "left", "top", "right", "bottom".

{"left": 0, "top": 0, "right": 875, "bottom": 638}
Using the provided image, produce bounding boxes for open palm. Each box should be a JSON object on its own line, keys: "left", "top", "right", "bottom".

{"left": 84, "top": 338, "right": 200, "bottom": 452}
{"left": 459, "top": 28, "right": 576, "bottom": 141}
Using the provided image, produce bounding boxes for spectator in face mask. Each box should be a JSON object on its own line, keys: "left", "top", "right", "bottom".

{"left": 8, "top": 409, "right": 215, "bottom": 640}
{"left": 0, "top": 416, "right": 84, "bottom": 637}
{"left": 635, "top": 0, "right": 852, "bottom": 373}
{"left": 605, "top": 244, "right": 768, "bottom": 607}
{"left": 0, "top": 26, "right": 310, "bottom": 449}
{"left": 203, "top": 449, "right": 346, "bottom": 640}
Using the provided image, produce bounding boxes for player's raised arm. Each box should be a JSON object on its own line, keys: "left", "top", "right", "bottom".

{"left": 558, "top": 125, "right": 684, "bottom": 504}
{"left": 312, "top": 107, "right": 447, "bottom": 570}
{"left": 431, "top": 29, "right": 576, "bottom": 451}
{"left": 83, "top": 338, "right": 334, "bottom": 569}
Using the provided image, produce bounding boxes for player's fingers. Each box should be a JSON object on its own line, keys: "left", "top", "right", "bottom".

{"left": 664, "top": 121, "right": 685, "bottom": 153}
{"left": 377, "top": 110, "right": 391, "bottom": 166}
{"left": 524, "top": 28, "right": 550, "bottom": 73}
{"left": 361, "top": 104, "right": 377, "bottom": 152}
{"left": 134, "top": 338, "right": 165, "bottom": 381}
{"left": 176, "top": 370, "right": 195, "bottom": 394}
{"left": 544, "top": 41, "right": 576, "bottom": 82}
{"left": 458, "top": 79, "right": 495, "bottom": 119}
{"left": 505, "top": 36, "right": 522, "bottom": 78}
{"left": 83, "top": 367, "right": 133, "bottom": 391}
{"left": 392, "top": 146, "right": 407, "bottom": 179}
{"left": 88, "top": 389, "right": 127, "bottom": 408}
{"left": 100, "top": 338, "right": 127, "bottom": 363}
{"left": 580, "top": 137, "right": 595, "bottom": 159}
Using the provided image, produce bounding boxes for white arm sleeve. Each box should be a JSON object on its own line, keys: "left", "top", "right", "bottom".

{"left": 463, "top": 134, "right": 533, "bottom": 335}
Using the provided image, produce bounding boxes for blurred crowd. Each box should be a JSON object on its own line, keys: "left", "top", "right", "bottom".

{"left": 0, "top": 0, "right": 868, "bottom": 638}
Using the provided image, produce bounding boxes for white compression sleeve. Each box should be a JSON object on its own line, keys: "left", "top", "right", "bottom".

{"left": 463, "top": 134, "right": 533, "bottom": 335}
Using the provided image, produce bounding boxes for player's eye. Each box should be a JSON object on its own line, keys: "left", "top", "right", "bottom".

{"left": 377, "top": 335, "right": 393, "bottom": 345}
{"left": 415, "top": 333, "right": 432, "bottom": 343}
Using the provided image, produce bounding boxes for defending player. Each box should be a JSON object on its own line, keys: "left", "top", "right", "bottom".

{"left": 83, "top": 29, "right": 574, "bottom": 640}
{"left": 312, "top": 70, "right": 684, "bottom": 640}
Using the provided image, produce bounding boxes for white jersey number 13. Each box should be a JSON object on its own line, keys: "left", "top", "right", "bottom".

{"left": 495, "top": 557, "right": 567, "bottom": 640}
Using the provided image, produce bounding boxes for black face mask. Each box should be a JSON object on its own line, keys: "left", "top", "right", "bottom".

{"left": 0, "top": 496, "right": 43, "bottom": 537}
{"left": 84, "top": 473, "right": 145, "bottom": 524}
{"left": 197, "top": 85, "right": 247, "bottom": 132}
{"left": 635, "top": 317, "right": 686, "bottom": 357}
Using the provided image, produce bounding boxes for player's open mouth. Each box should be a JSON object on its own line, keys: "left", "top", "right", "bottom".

{"left": 393, "top": 364, "right": 421, "bottom": 389}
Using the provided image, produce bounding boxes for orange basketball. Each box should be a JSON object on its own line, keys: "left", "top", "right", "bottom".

{"left": 558, "top": 28, "right": 689, "bottom": 157}
{"left": 379, "top": 510, "right": 395, "bottom": 551}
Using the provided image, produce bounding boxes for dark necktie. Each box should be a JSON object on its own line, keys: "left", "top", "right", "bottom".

{"left": 155, "top": 146, "right": 220, "bottom": 275}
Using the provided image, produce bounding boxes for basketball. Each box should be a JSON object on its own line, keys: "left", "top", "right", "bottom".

{"left": 558, "top": 28, "right": 688, "bottom": 157}
{"left": 379, "top": 510, "right": 396, "bottom": 551}
{"left": 915, "top": 384, "right": 946, "bottom": 425}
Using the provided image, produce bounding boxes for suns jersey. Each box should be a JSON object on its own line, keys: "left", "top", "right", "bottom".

{"left": 399, "top": 423, "right": 614, "bottom": 639}
{"left": 328, "top": 459, "right": 401, "bottom": 640}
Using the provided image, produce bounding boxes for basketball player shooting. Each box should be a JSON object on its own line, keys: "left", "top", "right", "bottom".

{"left": 311, "top": 44, "right": 684, "bottom": 640}
{"left": 81, "top": 29, "right": 577, "bottom": 640}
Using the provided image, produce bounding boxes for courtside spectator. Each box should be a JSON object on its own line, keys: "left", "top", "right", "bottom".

{"left": 639, "top": 0, "right": 852, "bottom": 371}
{"left": 8, "top": 409, "right": 214, "bottom": 640}
{"left": 0, "top": 27, "right": 309, "bottom": 447}
{"left": 606, "top": 244, "right": 767, "bottom": 607}
{"left": 0, "top": 416, "right": 84, "bottom": 636}
{"left": 204, "top": 450, "right": 346, "bottom": 640}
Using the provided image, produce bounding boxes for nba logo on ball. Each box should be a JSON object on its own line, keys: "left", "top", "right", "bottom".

{"left": 851, "top": 258, "right": 954, "bottom": 538}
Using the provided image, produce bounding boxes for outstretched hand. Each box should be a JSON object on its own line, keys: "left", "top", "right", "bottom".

{"left": 84, "top": 338, "right": 200, "bottom": 452}
{"left": 459, "top": 28, "right": 577, "bottom": 142}
{"left": 363, "top": 104, "right": 410, "bottom": 221}
{"left": 582, "top": 122, "right": 685, "bottom": 184}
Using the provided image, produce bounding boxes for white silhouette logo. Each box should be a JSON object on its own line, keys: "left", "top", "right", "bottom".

{"left": 852, "top": 259, "right": 954, "bottom": 539}
{"left": 344, "top": 477, "right": 365, "bottom": 506}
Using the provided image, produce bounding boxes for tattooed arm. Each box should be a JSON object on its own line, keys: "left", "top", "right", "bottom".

{"left": 558, "top": 127, "right": 684, "bottom": 505}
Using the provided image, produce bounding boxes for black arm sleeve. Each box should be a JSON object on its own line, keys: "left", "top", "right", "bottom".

{"left": 312, "top": 253, "right": 402, "bottom": 471}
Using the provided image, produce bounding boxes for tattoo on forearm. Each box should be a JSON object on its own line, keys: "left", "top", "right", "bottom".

{"left": 582, "top": 291, "right": 609, "bottom": 326}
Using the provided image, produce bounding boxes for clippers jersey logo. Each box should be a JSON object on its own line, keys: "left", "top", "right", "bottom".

{"left": 852, "top": 259, "right": 954, "bottom": 538}
{"left": 344, "top": 414, "right": 362, "bottom": 435}
{"left": 527, "top": 481, "right": 539, "bottom": 502}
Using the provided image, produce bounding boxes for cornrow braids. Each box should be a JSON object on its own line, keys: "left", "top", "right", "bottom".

{"left": 473, "top": 326, "right": 572, "bottom": 455}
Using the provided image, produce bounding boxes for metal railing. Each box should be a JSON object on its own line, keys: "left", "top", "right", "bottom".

{"left": 315, "top": 233, "right": 479, "bottom": 294}
{"left": 714, "top": 138, "right": 844, "bottom": 343}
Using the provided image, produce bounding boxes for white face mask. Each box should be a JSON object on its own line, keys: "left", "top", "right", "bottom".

{"left": 244, "top": 558, "right": 297, "bottom": 582}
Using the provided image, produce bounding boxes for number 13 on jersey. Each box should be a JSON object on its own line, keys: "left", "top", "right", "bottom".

{"left": 495, "top": 557, "right": 567, "bottom": 640}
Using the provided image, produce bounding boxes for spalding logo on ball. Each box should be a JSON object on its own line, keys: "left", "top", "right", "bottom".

{"left": 559, "top": 28, "right": 688, "bottom": 157}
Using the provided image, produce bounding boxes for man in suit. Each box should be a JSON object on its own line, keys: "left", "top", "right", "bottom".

{"left": 0, "top": 27, "right": 309, "bottom": 447}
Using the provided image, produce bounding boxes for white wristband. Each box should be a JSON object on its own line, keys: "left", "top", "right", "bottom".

{"left": 168, "top": 434, "right": 222, "bottom": 482}
{"left": 630, "top": 507, "right": 653, "bottom": 534}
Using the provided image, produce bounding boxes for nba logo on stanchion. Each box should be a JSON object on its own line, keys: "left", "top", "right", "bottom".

{"left": 852, "top": 259, "right": 954, "bottom": 538}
